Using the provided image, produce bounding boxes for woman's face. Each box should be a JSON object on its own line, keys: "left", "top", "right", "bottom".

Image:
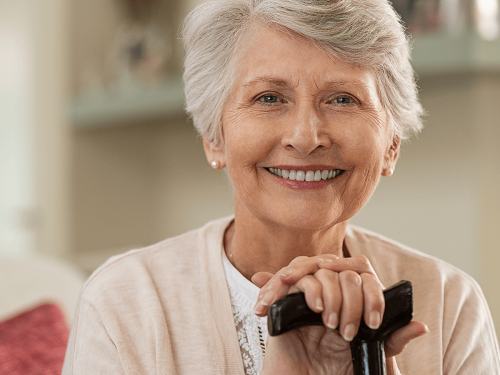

{"left": 205, "top": 25, "right": 399, "bottom": 231}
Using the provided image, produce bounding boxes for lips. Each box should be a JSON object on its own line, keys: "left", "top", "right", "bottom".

{"left": 266, "top": 167, "right": 345, "bottom": 181}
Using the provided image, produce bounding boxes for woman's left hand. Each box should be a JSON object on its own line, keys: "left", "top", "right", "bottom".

{"left": 252, "top": 255, "right": 428, "bottom": 375}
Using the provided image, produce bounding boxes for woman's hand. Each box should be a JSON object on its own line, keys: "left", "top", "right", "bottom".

{"left": 252, "top": 255, "right": 428, "bottom": 375}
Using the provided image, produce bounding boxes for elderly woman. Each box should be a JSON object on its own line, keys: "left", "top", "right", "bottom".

{"left": 63, "top": 0, "right": 500, "bottom": 374}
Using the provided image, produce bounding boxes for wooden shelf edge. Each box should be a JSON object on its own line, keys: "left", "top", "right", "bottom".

{"left": 70, "top": 75, "right": 185, "bottom": 130}
{"left": 412, "top": 30, "right": 500, "bottom": 76}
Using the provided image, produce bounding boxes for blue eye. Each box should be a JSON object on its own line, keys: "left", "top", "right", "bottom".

{"left": 259, "top": 95, "right": 281, "bottom": 104}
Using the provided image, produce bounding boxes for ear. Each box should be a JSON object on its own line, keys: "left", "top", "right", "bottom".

{"left": 381, "top": 135, "right": 401, "bottom": 177}
{"left": 203, "top": 136, "right": 226, "bottom": 168}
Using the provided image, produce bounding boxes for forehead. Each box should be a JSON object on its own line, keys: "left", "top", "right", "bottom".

{"left": 234, "top": 25, "right": 378, "bottom": 95}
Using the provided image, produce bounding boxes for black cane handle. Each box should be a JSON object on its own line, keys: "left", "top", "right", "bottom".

{"left": 267, "top": 280, "right": 413, "bottom": 375}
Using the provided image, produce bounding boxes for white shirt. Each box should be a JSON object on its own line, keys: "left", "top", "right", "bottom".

{"left": 222, "top": 250, "right": 268, "bottom": 375}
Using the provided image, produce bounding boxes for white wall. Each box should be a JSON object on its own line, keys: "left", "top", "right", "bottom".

{"left": 0, "top": 0, "right": 71, "bottom": 258}
{"left": 0, "top": 1, "right": 39, "bottom": 256}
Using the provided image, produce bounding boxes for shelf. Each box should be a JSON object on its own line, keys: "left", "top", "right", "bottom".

{"left": 70, "top": 31, "right": 500, "bottom": 130}
{"left": 70, "top": 75, "right": 185, "bottom": 129}
{"left": 412, "top": 30, "right": 500, "bottom": 75}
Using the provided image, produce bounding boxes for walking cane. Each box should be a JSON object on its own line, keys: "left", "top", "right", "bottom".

{"left": 267, "top": 280, "right": 413, "bottom": 375}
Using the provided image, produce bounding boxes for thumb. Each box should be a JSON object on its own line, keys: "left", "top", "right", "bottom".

{"left": 385, "top": 321, "right": 429, "bottom": 357}
{"left": 251, "top": 272, "right": 274, "bottom": 288}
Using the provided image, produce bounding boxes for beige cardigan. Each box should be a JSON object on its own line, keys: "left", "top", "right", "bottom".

{"left": 63, "top": 216, "right": 500, "bottom": 374}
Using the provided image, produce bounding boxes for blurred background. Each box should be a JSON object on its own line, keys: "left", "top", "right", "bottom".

{"left": 0, "top": 0, "right": 499, "bottom": 342}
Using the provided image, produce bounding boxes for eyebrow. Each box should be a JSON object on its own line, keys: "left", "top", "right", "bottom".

{"left": 242, "top": 76, "right": 290, "bottom": 88}
{"left": 241, "top": 75, "right": 372, "bottom": 91}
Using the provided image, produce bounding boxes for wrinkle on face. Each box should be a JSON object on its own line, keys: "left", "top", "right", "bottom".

{"left": 217, "top": 24, "right": 395, "bottom": 232}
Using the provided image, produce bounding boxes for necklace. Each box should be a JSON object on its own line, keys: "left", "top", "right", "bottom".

{"left": 226, "top": 221, "right": 237, "bottom": 268}
{"left": 227, "top": 236, "right": 236, "bottom": 269}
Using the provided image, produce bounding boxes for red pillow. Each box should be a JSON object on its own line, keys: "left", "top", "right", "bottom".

{"left": 0, "top": 303, "right": 70, "bottom": 375}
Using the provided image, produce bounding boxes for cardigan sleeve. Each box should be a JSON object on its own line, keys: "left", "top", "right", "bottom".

{"left": 442, "top": 275, "right": 500, "bottom": 374}
{"left": 62, "top": 298, "right": 126, "bottom": 375}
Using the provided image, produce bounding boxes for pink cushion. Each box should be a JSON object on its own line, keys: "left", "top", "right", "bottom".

{"left": 0, "top": 303, "right": 69, "bottom": 375}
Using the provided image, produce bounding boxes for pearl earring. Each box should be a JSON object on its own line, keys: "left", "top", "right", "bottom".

{"left": 389, "top": 168, "right": 394, "bottom": 176}
{"left": 211, "top": 160, "right": 220, "bottom": 169}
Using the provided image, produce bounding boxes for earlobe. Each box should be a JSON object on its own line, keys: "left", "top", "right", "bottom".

{"left": 382, "top": 135, "right": 401, "bottom": 177}
{"left": 203, "top": 136, "right": 226, "bottom": 169}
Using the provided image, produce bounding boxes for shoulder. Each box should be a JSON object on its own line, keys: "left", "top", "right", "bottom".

{"left": 65, "top": 216, "right": 236, "bottom": 373}
{"left": 345, "top": 224, "right": 487, "bottom": 330}
{"left": 346, "top": 224, "right": 479, "bottom": 294}
{"left": 80, "top": 216, "right": 233, "bottom": 305}
{"left": 347, "top": 225, "right": 500, "bottom": 372}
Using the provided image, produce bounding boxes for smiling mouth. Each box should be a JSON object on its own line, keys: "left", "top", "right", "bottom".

{"left": 266, "top": 168, "right": 345, "bottom": 181}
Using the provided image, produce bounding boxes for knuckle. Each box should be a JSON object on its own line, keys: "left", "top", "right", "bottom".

{"left": 355, "top": 255, "right": 370, "bottom": 268}
{"left": 301, "top": 275, "right": 321, "bottom": 292}
{"left": 315, "top": 268, "right": 330, "bottom": 278}
{"left": 366, "top": 289, "right": 384, "bottom": 307}
{"left": 266, "top": 275, "right": 283, "bottom": 290}
{"left": 372, "top": 296, "right": 385, "bottom": 311}
{"left": 341, "top": 270, "right": 362, "bottom": 286}
{"left": 316, "top": 268, "right": 339, "bottom": 283}
{"left": 360, "top": 272, "right": 376, "bottom": 283}
{"left": 290, "top": 256, "right": 309, "bottom": 265}
{"left": 278, "top": 267, "right": 289, "bottom": 276}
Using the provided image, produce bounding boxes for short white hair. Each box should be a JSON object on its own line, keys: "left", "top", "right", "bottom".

{"left": 182, "top": 0, "right": 424, "bottom": 146}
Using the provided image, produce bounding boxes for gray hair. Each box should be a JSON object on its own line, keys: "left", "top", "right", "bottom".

{"left": 182, "top": 0, "right": 424, "bottom": 147}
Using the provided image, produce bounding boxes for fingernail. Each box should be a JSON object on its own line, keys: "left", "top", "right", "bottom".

{"left": 315, "top": 298, "right": 324, "bottom": 311}
{"left": 369, "top": 311, "right": 381, "bottom": 329}
{"left": 326, "top": 312, "right": 338, "bottom": 329}
{"left": 280, "top": 268, "right": 294, "bottom": 277}
{"left": 318, "top": 258, "right": 333, "bottom": 263}
{"left": 254, "top": 304, "right": 265, "bottom": 315}
{"left": 261, "top": 290, "right": 275, "bottom": 306}
{"left": 417, "top": 326, "right": 430, "bottom": 337}
{"left": 343, "top": 324, "right": 356, "bottom": 342}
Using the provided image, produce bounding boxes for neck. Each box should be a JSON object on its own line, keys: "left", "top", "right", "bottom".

{"left": 224, "top": 204, "right": 349, "bottom": 280}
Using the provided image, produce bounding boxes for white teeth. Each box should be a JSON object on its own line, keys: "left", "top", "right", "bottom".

{"left": 314, "top": 170, "right": 322, "bottom": 181}
{"left": 268, "top": 167, "right": 343, "bottom": 181}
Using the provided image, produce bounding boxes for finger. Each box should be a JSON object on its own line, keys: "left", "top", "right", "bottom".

{"left": 361, "top": 273, "right": 384, "bottom": 329}
{"left": 317, "top": 255, "right": 380, "bottom": 284}
{"left": 385, "top": 321, "right": 429, "bottom": 357}
{"left": 314, "top": 269, "right": 342, "bottom": 329}
{"left": 254, "top": 272, "right": 291, "bottom": 317}
{"left": 251, "top": 272, "right": 274, "bottom": 288}
{"left": 293, "top": 275, "right": 325, "bottom": 313}
{"left": 279, "top": 254, "right": 339, "bottom": 285}
{"left": 338, "top": 270, "right": 363, "bottom": 342}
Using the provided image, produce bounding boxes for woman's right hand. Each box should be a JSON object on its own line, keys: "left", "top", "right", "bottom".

{"left": 252, "top": 255, "right": 428, "bottom": 375}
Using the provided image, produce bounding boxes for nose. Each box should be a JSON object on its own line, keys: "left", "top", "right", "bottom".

{"left": 281, "top": 102, "right": 332, "bottom": 156}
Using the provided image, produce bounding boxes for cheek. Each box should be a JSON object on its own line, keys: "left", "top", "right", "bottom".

{"left": 337, "top": 113, "right": 389, "bottom": 165}
{"left": 223, "top": 112, "right": 279, "bottom": 166}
